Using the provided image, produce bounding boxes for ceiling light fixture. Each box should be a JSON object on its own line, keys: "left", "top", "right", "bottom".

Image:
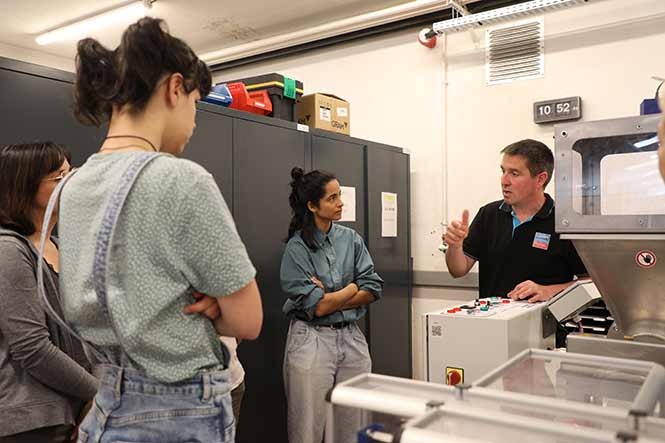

{"left": 432, "top": 0, "right": 598, "bottom": 34}
{"left": 35, "top": 0, "right": 154, "bottom": 46}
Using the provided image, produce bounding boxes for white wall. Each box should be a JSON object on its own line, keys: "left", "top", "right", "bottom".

{"left": 0, "top": 42, "right": 74, "bottom": 72}
{"left": 216, "top": 0, "right": 665, "bottom": 381}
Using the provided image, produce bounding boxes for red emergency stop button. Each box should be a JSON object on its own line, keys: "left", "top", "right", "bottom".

{"left": 446, "top": 367, "right": 464, "bottom": 385}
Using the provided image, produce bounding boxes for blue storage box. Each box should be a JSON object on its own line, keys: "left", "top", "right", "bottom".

{"left": 203, "top": 84, "right": 233, "bottom": 107}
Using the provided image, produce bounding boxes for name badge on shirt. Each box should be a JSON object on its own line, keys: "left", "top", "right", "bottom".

{"left": 532, "top": 232, "right": 551, "bottom": 250}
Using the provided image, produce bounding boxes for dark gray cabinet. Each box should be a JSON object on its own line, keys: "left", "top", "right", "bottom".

{"left": 0, "top": 58, "right": 102, "bottom": 165}
{"left": 232, "top": 118, "right": 309, "bottom": 443}
{"left": 0, "top": 57, "right": 411, "bottom": 443}
{"left": 366, "top": 143, "right": 412, "bottom": 378}
{"left": 183, "top": 109, "right": 234, "bottom": 204}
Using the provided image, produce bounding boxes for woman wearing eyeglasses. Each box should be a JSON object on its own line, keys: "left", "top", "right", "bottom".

{"left": 0, "top": 142, "right": 97, "bottom": 443}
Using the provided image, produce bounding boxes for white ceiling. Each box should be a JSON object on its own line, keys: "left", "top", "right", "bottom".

{"left": 0, "top": 0, "right": 412, "bottom": 61}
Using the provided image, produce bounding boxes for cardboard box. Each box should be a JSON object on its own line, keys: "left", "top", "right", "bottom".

{"left": 297, "top": 93, "right": 350, "bottom": 135}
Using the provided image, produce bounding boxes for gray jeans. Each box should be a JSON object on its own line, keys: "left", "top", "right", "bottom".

{"left": 284, "top": 319, "right": 372, "bottom": 443}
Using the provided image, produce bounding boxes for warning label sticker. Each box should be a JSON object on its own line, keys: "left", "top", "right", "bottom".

{"left": 635, "top": 250, "right": 657, "bottom": 269}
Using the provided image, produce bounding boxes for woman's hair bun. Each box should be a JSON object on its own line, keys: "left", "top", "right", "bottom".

{"left": 291, "top": 167, "right": 304, "bottom": 182}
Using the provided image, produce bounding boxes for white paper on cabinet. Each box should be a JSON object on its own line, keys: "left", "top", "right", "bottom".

{"left": 340, "top": 186, "right": 356, "bottom": 222}
{"left": 381, "top": 192, "right": 397, "bottom": 237}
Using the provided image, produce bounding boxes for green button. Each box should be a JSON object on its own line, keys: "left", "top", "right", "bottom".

{"left": 480, "top": 306, "right": 489, "bottom": 311}
{"left": 283, "top": 76, "right": 296, "bottom": 99}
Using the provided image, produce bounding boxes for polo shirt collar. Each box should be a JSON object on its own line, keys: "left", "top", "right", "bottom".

{"left": 498, "top": 193, "right": 554, "bottom": 219}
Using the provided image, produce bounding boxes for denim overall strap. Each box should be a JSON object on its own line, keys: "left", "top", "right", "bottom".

{"left": 36, "top": 152, "right": 161, "bottom": 363}
{"left": 92, "top": 152, "right": 160, "bottom": 320}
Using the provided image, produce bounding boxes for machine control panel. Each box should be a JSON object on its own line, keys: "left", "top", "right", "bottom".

{"left": 426, "top": 297, "right": 554, "bottom": 384}
{"left": 440, "top": 297, "right": 540, "bottom": 318}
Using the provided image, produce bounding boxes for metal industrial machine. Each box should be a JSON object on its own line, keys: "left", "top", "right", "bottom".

{"left": 554, "top": 114, "right": 665, "bottom": 367}
{"left": 325, "top": 359, "right": 665, "bottom": 443}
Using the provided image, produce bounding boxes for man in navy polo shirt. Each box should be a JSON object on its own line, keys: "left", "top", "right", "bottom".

{"left": 444, "top": 139, "right": 588, "bottom": 302}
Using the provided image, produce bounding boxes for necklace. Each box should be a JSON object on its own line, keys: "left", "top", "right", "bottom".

{"left": 98, "top": 144, "right": 149, "bottom": 152}
{"left": 103, "top": 135, "right": 158, "bottom": 152}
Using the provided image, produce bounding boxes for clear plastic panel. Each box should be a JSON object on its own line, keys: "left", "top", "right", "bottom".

{"left": 458, "top": 394, "right": 623, "bottom": 431}
{"left": 571, "top": 133, "right": 665, "bottom": 216}
{"left": 600, "top": 151, "right": 665, "bottom": 215}
{"left": 479, "top": 354, "right": 649, "bottom": 409}
{"left": 408, "top": 409, "right": 615, "bottom": 443}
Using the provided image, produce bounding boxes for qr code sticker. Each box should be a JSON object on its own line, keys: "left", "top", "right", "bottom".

{"left": 431, "top": 325, "right": 442, "bottom": 337}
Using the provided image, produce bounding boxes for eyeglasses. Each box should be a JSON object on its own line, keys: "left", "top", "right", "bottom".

{"left": 44, "top": 167, "right": 77, "bottom": 182}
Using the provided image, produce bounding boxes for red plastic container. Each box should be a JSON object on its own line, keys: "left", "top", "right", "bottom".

{"left": 227, "top": 82, "right": 273, "bottom": 116}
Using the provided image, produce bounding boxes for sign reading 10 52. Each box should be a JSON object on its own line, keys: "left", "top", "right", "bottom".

{"left": 533, "top": 96, "right": 582, "bottom": 124}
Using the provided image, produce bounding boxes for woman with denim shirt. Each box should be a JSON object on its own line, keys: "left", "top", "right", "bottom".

{"left": 55, "top": 18, "right": 262, "bottom": 443}
{"left": 280, "top": 167, "right": 383, "bottom": 443}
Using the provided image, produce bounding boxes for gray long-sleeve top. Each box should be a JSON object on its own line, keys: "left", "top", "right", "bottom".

{"left": 0, "top": 229, "right": 98, "bottom": 437}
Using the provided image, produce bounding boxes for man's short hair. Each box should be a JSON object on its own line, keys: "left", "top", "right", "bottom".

{"left": 501, "top": 139, "right": 554, "bottom": 187}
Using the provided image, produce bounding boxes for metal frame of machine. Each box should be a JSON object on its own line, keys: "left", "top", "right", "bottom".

{"left": 398, "top": 406, "right": 662, "bottom": 443}
{"left": 553, "top": 114, "right": 665, "bottom": 358}
{"left": 555, "top": 114, "right": 663, "bottom": 233}
{"left": 325, "top": 365, "right": 665, "bottom": 443}
{"left": 474, "top": 349, "right": 665, "bottom": 417}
